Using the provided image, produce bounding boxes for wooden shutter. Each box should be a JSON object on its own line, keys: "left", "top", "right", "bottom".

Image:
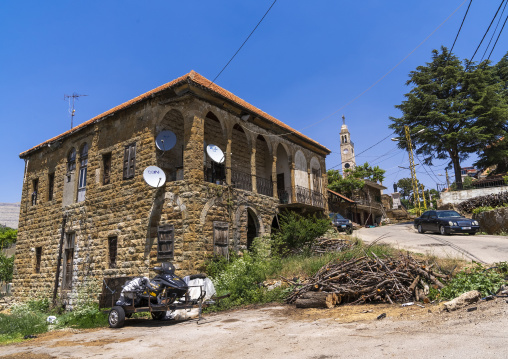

{"left": 157, "top": 224, "right": 174, "bottom": 260}
{"left": 123, "top": 146, "right": 129, "bottom": 179}
{"left": 129, "top": 144, "right": 136, "bottom": 178}
{"left": 213, "top": 222, "right": 229, "bottom": 258}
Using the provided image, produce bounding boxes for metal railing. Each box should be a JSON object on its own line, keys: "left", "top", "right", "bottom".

{"left": 278, "top": 187, "right": 291, "bottom": 204}
{"left": 295, "top": 185, "right": 311, "bottom": 205}
{"left": 311, "top": 190, "right": 325, "bottom": 208}
{"left": 439, "top": 178, "right": 508, "bottom": 192}
{"left": 231, "top": 169, "right": 252, "bottom": 191}
{"left": 256, "top": 176, "right": 273, "bottom": 197}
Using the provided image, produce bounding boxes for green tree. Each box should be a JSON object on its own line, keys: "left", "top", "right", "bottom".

{"left": 389, "top": 47, "right": 508, "bottom": 188}
{"left": 327, "top": 162, "right": 386, "bottom": 197}
{"left": 396, "top": 178, "right": 413, "bottom": 199}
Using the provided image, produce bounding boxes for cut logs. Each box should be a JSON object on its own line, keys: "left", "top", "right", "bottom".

{"left": 286, "top": 253, "right": 448, "bottom": 307}
{"left": 295, "top": 292, "right": 336, "bottom": 309}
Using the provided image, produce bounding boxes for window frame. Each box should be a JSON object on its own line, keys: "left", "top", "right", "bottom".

{"left": 31, "top": 178, "right": 39, "bottom": 206}
{"left": 102, "top": 152, "right": 112, "bottom": 185}
{"left": 48, "top": 173, "right": 55, "bottom": 201}
{"left": 108, "top": 236, "right": 118, "bottom": 269}
{"left": 157, "top": 224, "right": 175, "bottom": 261}
{"left": 123, "top": 143, "right": 136, "bottom": 180}
{"left": 35, "top": 246, "right": 42, "bottom": 273}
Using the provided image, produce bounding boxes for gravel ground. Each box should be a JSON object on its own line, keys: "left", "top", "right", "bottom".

{"left": 1, "top": 298, "right": 507, "bottom": 359}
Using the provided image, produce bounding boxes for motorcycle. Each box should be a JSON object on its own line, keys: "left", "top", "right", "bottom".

{"left": 106, "top": 262, "right": 212, "bottom": 328}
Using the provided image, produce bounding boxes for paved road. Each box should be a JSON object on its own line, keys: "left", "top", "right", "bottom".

{"left": 355, "top": 223, "right": 508, "bottom": 264}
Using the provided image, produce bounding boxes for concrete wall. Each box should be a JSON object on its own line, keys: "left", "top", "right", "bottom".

{"left": 441, "top": 186, "right": 508, "bottom": 205}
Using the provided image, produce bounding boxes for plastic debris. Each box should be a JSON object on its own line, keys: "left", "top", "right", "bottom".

{"left": 377, "top": 313, "right": 386, "bottom": 320}
{"left": 466, "top": 307, "right": 477, "bottom": 312}
{"left": 402, "top": 302, "right": 414, "bottom": 307}
{"left": 23, "top": 335, "right": 37, "bottom": 339}
{"left": 46, "top": 315, "right": 57, "bottom": 324}
{"left": 416, "top": 304, "right": 425, "bottom": 308}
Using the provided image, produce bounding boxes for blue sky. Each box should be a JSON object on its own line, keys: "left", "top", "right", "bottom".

{"left": 1, "top": 0, "right": 506, "bottom": 203}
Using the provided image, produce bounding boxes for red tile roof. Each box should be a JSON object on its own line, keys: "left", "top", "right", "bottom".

{"left": 20, "top": 71, "right": 330, "bottom": 157}
{"left": 327, "top": 188, "right": 355, "bottom": 203}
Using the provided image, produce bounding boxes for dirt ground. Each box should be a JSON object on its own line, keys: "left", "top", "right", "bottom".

{"left": 1, "top": 298, "right": 507, "bottom": 359}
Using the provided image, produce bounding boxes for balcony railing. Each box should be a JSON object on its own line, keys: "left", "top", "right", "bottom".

{"left": 256, "top": 176, "right": 273, "bottom": 197}
{"left": 278, "top": 187, "right": 292, "bottom": 204}
{"left": 294, "top": 185, "right": 325, "bottom": 208}
{"left": 231, "top": 169, "right": 252, "bottom": 191}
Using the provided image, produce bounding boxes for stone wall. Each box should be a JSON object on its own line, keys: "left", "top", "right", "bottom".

{"left": 473, "top": 207, "right": 508, "bottom": 235}
{"left": 14, "top": 91, "right": 327, "bottom": 305}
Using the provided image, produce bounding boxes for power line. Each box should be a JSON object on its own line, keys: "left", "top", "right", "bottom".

{"left": 211, "top": 0, "right": 278, "bottom": 85}
{"left": 488, "top": 13, "right": 508, "bottom": 60}
{"left": 480, "top": 0, "right": 507, "bottom": 62}
{"left": 450, "top": 0, "right": 473, "bottom": 54}
{"left": 469, "top": 0, "right": 506, "bottom": 64}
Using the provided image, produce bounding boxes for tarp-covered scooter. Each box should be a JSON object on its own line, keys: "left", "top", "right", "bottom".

{"left": 99, "top": 262, "right": 215, "bottom": 328}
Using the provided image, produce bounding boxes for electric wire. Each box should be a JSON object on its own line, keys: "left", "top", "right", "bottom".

{"left": 480, "top": 0, "right": 507, "bottom": 62}
{"left": 469, "top": 0, "right": 506, "bottom": 64}
{"left": 210, "top": 0, "right": 278, "bottom": 85}
{"left": 488, "top": 13, "right": 508, "bottom": 60}
{"left": 450, "top": 0, "right": 473, "bottom": 54}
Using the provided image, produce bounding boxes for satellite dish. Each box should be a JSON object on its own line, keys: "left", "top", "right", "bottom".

{"left": 143, "top": 166, "right": 166, "bottom": 188}
{"left": 155, "top": 130, "right": 177, "bottom": 151}
{"left": 206, "top": 144, "right": 225, "bottom": 164}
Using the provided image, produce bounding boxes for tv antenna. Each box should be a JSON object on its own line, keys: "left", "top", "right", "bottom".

{"left": 64, "top": 92, "right": 87, "bottom": 129}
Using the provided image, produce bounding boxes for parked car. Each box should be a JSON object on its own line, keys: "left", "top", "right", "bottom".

{"left": 414, "top": 210, "right": 480, "bottom": 235}
{"left": 329, "top": 213, "right": 353, "bottom": 234}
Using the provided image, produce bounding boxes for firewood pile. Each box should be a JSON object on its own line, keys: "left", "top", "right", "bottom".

{"left": 311, "top": 237, "right": 352, "bottom": 254}
{"left": 286, "top": 253, "right": 448, "bottom": 308}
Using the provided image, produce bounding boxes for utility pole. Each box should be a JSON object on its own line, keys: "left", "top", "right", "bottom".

{"left": 445, "top": 169, "right": 451, "bottom": 190}
{"left": 421, "top": 183, "right": 427, "bottom": 210}
{"left": 64, "top": 93, "right": 87, "bottom": 129}
{"left": 404, "top": 125, "right": 422, "bottom": 215}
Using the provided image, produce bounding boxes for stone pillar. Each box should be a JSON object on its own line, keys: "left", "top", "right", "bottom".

{"left": 251, "top": 147, "right": 257, "bottom": 193}
{"left": 226, "top": 134, "right": 232, "bottom": 185}
{"left": 290, "top": 160, "right": 296, "bottom": 203}
{"left": 272, "top": 155, "right": 278, "bottom": 199}
{"left": 183, "top": 108, "right": 205, "bottom": 182}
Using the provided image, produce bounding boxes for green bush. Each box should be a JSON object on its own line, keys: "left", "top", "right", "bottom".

{"left": 55, "top": 303, "right": 108, "bottom": 329}
{"left": 0, "top": 311, "right": 48, "bottom": 341}
{"left": 440, "top": 262, "right": 508, "bottom": 299}
{"left": 272, "top": 211, "right": 332, "bottom": 255}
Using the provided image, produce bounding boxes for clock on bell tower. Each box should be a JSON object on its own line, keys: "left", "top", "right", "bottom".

{"left": 339, "top": 115, "right": 356, "bottom": 175}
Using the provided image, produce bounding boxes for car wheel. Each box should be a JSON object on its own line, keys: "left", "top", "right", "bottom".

{"left": 469, "top": 232, "right": 476, "bottom": 236}
{"left": 439, "top": 225, "right": 448, "bottom": 236}
{"left": 417, "top": 224, "right": 425, "bottom": 234}
{"left": 109, "top": 306, "right": 126, "bottom": 328}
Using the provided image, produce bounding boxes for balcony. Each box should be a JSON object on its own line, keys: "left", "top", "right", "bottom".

{"left": 231, "top": 170, "right": 252, "bottom": 191}
{"left": 256, "top": 176, "right": 273, "bottom": 197}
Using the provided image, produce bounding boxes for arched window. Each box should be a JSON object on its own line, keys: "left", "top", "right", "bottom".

{"left": 77, "top": 143, "right": 88, "bottom": 202}
{"left": 67, "top": 148, "right": 76, "bottom": 172}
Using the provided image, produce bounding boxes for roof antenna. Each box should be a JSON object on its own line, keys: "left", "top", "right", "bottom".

{"left": 64, "top": 92, "right": 87, "bottom": 129}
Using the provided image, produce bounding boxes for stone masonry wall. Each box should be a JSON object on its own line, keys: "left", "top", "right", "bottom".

{"left": 14, "top": 92, "right": 325, "bottom": 305}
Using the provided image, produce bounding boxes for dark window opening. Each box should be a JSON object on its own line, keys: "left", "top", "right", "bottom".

{"left": 63, "top": 233, "right": 75, "bottom": 290}
{"left": 108, "top": 236, "right": 117, "bottom": 269}
{"left": 31, "top": 179, "right": 38, "bottom": 206}
{"left": 247, "top": 211, "right": 258, "bottom": 250}
{"left": 123, "top": 143, "right": 136, "bottom": 179}
{"left": 157, "top": 224, "right": 174, "bottom": 260}
{"left": 213, "top": 222, "right": 229, "bottom": 258}
{"left": 67, "top": 148, "right": 76, "bottom": 172}
{"left": 77, "top": 143, "right": 88, "bottom": 202}
{"left": 48, "top": 173, "right": 54, "bottom": 201}
{"left": 103, "top": 153, "right": 112, "bottom": 185}
{"left": 35, "top": 247, "right": 42, "bottom": 273}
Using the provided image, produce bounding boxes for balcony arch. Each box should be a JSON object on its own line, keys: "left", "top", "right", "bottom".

{"left": 275, "top": 143, "right": 291, "bottom": 203}
{"left": 255, "top": 135, "right": 272, "bottom": 196}
{"left": 156, "top": 109, "right": 185, "bottom": 182}
{"left": 204, "top": 111, "right": 227, "bottom": 184}
{"left": 231, "top": 123, "right": 251, "bottom": 191}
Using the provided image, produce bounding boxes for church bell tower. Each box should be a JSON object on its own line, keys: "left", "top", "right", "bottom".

{"left": 340, "top": 115, "right": 356, "bottom": 175}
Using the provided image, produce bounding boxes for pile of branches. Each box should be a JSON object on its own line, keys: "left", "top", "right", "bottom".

{"left": 286, "top": 253, "right": 448, "bottom": 306}
{"left": 311, "top": 237, "right": 352, "bottom": 254}
{"left": 457, "top": 191, "right": 508, "bottom": 213}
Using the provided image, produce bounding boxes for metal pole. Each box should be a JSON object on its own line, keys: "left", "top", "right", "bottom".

{"left": 404, "top": 126, "right": 422, "bottom": 215}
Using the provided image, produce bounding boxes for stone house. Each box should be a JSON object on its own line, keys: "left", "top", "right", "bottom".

{"left": 14, "top": 71, "right": 330, "bottom": 304}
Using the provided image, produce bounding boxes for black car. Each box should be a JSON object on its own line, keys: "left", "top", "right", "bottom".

{"left": 414, "top": 210, "right": 480, "bottom": 235}
{"left": 329, "top": 213, "right": 353, "bottom": 234}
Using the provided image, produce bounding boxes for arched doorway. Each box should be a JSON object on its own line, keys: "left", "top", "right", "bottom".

{"left": 247, "top": 208, "right": 258, "bottom": 250}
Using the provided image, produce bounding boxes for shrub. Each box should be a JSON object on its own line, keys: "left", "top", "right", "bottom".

{"left": 272, "top": 211, "right": 332, "bottom": 255}
{"left": 440, "top": 262, "right": 507, "bottom": 299}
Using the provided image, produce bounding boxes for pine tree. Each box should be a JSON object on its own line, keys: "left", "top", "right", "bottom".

{"left": 389, "top": 47, "right": 508, "bottom": 188}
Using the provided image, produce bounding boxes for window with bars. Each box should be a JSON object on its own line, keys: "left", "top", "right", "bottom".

{"left": 103, "top": 153, "right": 112, "bottom": 185}
{"left": 108, "top": 236, "right": 117, "bottom": 269}
{"left": 123, "top": 143, "right": 136, "bottom": 180}
{"left": 62, "top": 233, "right": 75, "bottom": 290}
{"left": 157, "top": 224, "right": 174, "bottom": 260}
{"left": 35, "top": 247, "right": 42, "bottom": 273}
{"left": 48, "top": 173, "right": 54, "bottom": 201}
{"left": 31, "top": 179, "right": 38, "bottom": 206}
{"left": 213, "top": 222, "right": 229, "bottom": 258}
